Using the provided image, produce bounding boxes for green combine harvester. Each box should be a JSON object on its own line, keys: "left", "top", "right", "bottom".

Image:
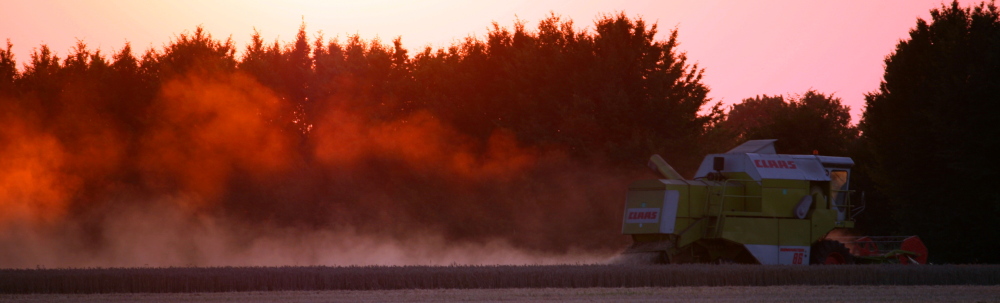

{"left": 621, "top": 139, "right": 927, "bottom": 265}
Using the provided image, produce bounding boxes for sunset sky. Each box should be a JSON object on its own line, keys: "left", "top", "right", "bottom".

{"left": 0, "top": 0, "right": 976, "bottom": 123}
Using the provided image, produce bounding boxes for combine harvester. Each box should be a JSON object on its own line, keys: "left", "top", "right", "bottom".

{"left": 621, "top": 139, "right": 927, "bottom": 265}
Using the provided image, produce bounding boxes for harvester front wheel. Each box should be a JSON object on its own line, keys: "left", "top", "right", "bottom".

{"left": 810, "top": 240, "right": 854, "bottom": 265}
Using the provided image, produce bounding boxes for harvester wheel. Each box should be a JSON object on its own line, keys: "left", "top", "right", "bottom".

{"left": 810, "top": 240, "right": 854, "bottom": 265}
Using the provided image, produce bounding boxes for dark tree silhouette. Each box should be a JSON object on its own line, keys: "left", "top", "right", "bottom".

{"left": 16, "top": 45, "right": 62, "bottom": 118}
{"left": 0, "top": 40, "right": 16, "bottom": 94}
{"left": 722, "top": 90, "right": 857, "bottom": 156}
{"left": 107, "top": 42, "right": 156, "bottom": 136}
{"left": 411, "top": 13, "right": 716, "bottom": 173}
{"left": 154, "top": 26, "right": 236, "bottom": 78}
{"left": 861, "top": 1, "right": 1000, "bottom": 263}
{"left": 238, "top": 27, "right": 311, "bottom": 138}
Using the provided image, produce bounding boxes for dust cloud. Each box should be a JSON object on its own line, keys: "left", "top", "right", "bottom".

{"left": 0, "top": 71, "right": 635, "bottom": 268}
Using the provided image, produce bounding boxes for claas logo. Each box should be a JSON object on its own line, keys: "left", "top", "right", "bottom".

{"left": 628, "top": 211, "right": 658, "bottom": 220}
{"left": 753, "top": 159, "right": 797, "bottom": 169}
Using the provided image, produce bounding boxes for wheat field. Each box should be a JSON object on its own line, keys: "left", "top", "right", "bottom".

{"left": 2, "top": 264, "right": 999, "bottom": 294}
{"left": 2, "top": 286, "right": 999, "bottom": 303}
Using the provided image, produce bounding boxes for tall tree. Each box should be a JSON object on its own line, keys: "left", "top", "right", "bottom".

{"left": 155, "top": 26, "right": 236, "bottom": 78}
{"left": 284, "top": 22, "right": 312, "bottom": 105}
{"left": 309, "top": 34, "right": 346, "bottom": 112}
{"left": 108, "top": 42, "right": 156, "bottom": 135}
{"left": 17, "top": 45, "right": 62, "bottom": 118}
{"left": 0, "top": 40, "right": 16, "bottom": 94}
{"left": 860, "top": 1, "right": 1000, "bottom": 263}
{"left": 238, "top": 27, "right": 310, "bottom": 136}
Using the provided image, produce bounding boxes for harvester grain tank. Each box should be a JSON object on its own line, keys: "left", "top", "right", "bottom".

{"left": 621, "top": 139, "right": 927, "bottom": 264}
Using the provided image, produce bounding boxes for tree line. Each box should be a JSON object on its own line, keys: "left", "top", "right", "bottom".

{"left": 1, "top": 14, "right": 726, "bottom": 173}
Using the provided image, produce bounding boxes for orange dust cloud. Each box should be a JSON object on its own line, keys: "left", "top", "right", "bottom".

{"left": 1, "top": 64, "right": 632, "bottom": 268}
{"left": 51, "top": 73, "right": 128, "bottom": 193}
{"left": 0, "top": 69, "right": 129, "bottom": 227}
{"left": 0, "top": 109, "right": 75, "bottom": 226}
{"left": 139, "top": 72, "right": 295, "bottom": 208}
{"left": 0, "top": 198, "right": 609, "bottom": 268}
{"left": 313, "top": 107, "right": 539, "bottom": 182}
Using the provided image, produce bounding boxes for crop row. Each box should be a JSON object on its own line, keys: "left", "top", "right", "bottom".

{"left": 2, "top": 264, "right": 999, "bottom": 294}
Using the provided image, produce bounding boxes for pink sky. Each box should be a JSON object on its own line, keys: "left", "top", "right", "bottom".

{"left": 0, "top": 0, "right": 977, "bottom": 123}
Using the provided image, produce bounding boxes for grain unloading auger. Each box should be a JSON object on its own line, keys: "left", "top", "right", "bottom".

{"left": 620, "top": 139, "right": 927, "bottom": 265}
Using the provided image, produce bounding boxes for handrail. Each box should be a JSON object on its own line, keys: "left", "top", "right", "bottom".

{"left": 710, "top": 178, "right": 762, "bottom": 237}
{"left": 831, "top": 189, "right": 855, "bottom": 221}
{"left": 852, "top": 191, "right": 866, "bottom": 218}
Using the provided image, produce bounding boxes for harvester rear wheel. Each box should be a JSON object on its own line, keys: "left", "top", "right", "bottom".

{"left": 810, "top": 240, "right": 854, "bottom": 265}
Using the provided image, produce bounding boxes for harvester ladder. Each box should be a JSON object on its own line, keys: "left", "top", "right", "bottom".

{"left": 831, "top": 188, "right": 855, "bottom": 221}
{"left": 705, "top": 179, "right": 761, "bottom": 238}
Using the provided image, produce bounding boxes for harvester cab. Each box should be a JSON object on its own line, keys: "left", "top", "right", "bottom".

{"left": 621, "top": 139, "right": 926, "bottom": 265}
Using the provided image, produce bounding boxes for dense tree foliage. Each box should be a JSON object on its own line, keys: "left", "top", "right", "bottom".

{"left": 721, "top": 90, "right": 857, "bottom": 156}
{"left": 860, "top": 1, "right": 1000, "bottom": 263}
{"left": 0, "top": 40, "right": 15, "bottom": 94}
{"left": 412, "top": 14, "right": 715, "bottom": 172}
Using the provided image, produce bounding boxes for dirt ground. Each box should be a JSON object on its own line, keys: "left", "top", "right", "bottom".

{"left": 2, "top": 285, "right": 998, "bottom": 303}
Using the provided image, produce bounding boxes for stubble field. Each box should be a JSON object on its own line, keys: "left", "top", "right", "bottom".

{"left": 2, "top": 264, "right": 999, "bottom": 300}
{"left": 2, "top": 286, "right": 999, "bottom": 303}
